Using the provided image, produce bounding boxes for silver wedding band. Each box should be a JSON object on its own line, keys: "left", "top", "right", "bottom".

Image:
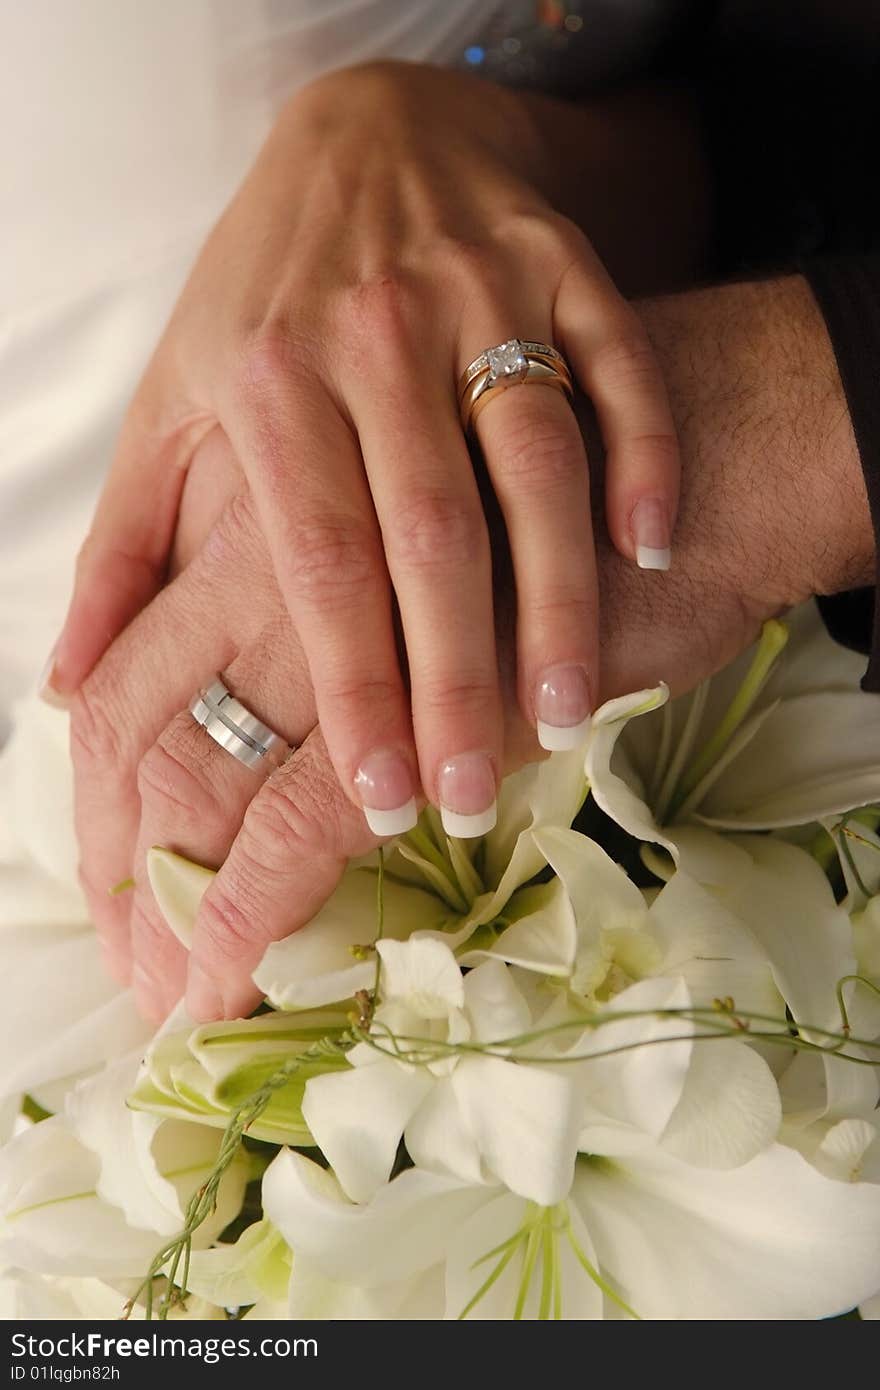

{"left": 189, "top": 678, "right": 288, "bottom": 771}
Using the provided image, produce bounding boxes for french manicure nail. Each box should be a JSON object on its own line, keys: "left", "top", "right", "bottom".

{"left": 186, "top": 962, "right": 224, "bottom": 1022}
{"left": 438, "top": 751, "right": 497, "bottom": 839}
{"left": 354, "top": 748, "right": 418, "bottom": 837}
{"left": 535, "top": 664, "right": 592, "bottom": 751}
{"left": 38, "top": 644, "right": 68, "bottom": 709}
{"left": 632, "top": 497, "right": 671, "bottom": 571}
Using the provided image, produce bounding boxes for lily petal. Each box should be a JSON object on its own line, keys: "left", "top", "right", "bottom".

{"left": 147, "top": 848, "right": 214, "bottom": 950}
{"left": 262, "top": 1150, "right": 487, "bottom": 1286}
{"left": 254, "top": 868, "right": 449, "bottom": 1011}
{"left": 584, "top": 688, "right": 677, "bottom": 859}
{"left": 661, "top": 1039, "right": 781, "bottom": 1169}
{"left": 301, "top": 1060, "right": 432, "bottom": 1202}
{"left": 573, "top": 1141, "right": 880, "bottom": 1319}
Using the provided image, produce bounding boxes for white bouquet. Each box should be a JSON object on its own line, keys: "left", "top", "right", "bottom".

{"left": 1, "top": 602, "right": 879, "bottom": 1320}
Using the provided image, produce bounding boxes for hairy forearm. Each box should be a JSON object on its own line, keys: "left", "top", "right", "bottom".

{"left": 579, "top": 274, "right": 875, "bottom": 700}
{"left": 639, "top": 275, "right": 873, "bottom": 602}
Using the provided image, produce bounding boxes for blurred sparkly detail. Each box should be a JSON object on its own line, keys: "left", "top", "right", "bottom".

{"left": 456, "top": 2, "right": 685, "bottom": 97}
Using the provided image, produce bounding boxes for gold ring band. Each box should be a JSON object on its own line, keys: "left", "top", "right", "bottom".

{"left": 458, "top": 338, "right": 569, "bottom": 395}
{"left": 457, "top": 338, "right": 573, "bottom": 433}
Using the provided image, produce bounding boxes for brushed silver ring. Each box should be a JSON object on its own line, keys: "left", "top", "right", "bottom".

{"left": 189, "top": 678, "right": 288, "bottom": 771}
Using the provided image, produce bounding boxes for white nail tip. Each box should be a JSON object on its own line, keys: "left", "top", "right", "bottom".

{"left": 362, "top": 799, "right": 418, "bottom": 838}
{"left": 440, "top": 803, "right": 497, "bottom": 840}
{"left": 536, "top": 717, "right": 592, "bottom": 752}
{"left": 636, "top": 546, "right": 671, "bottom": 571}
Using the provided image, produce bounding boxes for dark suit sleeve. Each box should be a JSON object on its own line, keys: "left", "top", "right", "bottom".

{"left": 803, "top": 253, "right": 880, "bottom": 691}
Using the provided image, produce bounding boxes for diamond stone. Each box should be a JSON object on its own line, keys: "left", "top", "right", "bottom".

{"left": 486, "top": 338, "right": 527, "bottom": 382}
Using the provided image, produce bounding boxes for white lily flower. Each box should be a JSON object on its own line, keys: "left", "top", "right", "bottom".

{"left": 0, "top": 878, "right": 151, "bottom": 1111}
{"left": 585, "top": 603, "right": 880, "bottom": 858}
{"left": 479, "top": 826, "right": 781, "bottom": 1015}
{"left": 129, "top": 1006, "right": 352, "bottom": 1145}
{"left": 0, "top": 1266, "right": 226, "bottom": 1321}
{"left": 181, "top": 1219, "right": 292, "bottom": 1312}
{"left": 302, "top": 937, "right": 582, "bottom": 1206}
{"left": 0, "top": 1270, "right": 131, "bottom": 1321}
{"left": 262, "top": 1124, "right": 880, "bottom": 1320}
{"left": 853, "top": 894, "right": 880, "bottom": 992}
{"left": 0, "top": 1092, "right": 249, "bottom": 1278}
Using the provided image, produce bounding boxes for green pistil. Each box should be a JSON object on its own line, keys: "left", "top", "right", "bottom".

{"left": 665, "top": 619, "right": 789, "bottom": 823}
{"left": 401, "top": 825, "right": 469, "bottom": 913}
{"left": 402, "top": 809, "right": 486, "bottom": 912}
{"left": 460, "top": 1202, "right": 640, "bottom": 1321}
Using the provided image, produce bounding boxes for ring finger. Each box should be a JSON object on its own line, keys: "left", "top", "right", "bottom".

{"left": 460, "top": 308, "right": 597, "bottom": 751}
{"left": 129, "top": 630, "right": 317, "bottom": 1021}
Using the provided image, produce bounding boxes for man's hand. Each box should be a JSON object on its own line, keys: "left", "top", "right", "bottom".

{"left": 596, "top": 273, "right": 872, "bottom": 698}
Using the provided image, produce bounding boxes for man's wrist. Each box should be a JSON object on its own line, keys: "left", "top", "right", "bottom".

{"left": 637, "top": 275, "right": 874, "bottom": 613}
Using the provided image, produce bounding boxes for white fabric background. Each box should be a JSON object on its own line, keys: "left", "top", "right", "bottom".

{"left": 0, "top": 0, "right": 503, "bottom": 735}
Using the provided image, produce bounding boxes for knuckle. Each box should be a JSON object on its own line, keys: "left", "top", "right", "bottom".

{"left": 624, "top": 431, "right": 680, "bottom": 472}
{"left": 391, "top": 490, "right": 486, "bottom": 571}
{"left": 321, "top": 673, "right": 402, "bottom": 721}
{"left": 341, "top": 272, "right": 417, "bottom": 352}
{"left": 236, "top": 330, "right": 296, "bottom": 400}
{"left": 200, "top": 490, "right": 262, "bottom": 572}
{"left": 196, "top": 881, "right": 268, "bottom": 965}
{"left": 243, "top": 778, "right": 337, "bottom": 867}
{"left": 497, "top": 413, "right": 585, "bottom": 498}
{"left": 417, "top": 672, "right": 498, "bottom": 722}
{"left": 530, "top": 587, "right": 595, "bottom": 634}
{"left": 594, "top": 321, "right": 663, "bottom": 393}
{"left": 136, "top": 727, "right": 225, "bottom": 826}
{"left": 287, "top": 517, "right": 378, "bottom": 607}
{"left": 69, "top": 684, "right": 126, "bottom": 772}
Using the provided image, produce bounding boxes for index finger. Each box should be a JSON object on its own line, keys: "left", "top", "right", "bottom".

{"left": 186, "top": 727, "right": 379, "bottom": 1021}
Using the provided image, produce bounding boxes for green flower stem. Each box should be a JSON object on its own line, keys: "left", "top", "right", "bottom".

{"left": 667, "top": 619, "right": 789, "bottom": 821}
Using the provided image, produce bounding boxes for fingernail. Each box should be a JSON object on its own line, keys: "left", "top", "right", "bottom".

{"left": 632, "top": 498, "right": 671, "bottom": 571}
{"left": 535, "top": 664, "right": 592, "bottom": 751}
{"left": 38, "top": 644, "right": 69, "bottom": 709}
{"left": 186, "top": 962, "right": 224, "bottom": 1022}
{"left": 438, "top": 752, "right": 497, "bottom": 839}
{"left": 354, "top": 749, "right": 418, "bottom": 837}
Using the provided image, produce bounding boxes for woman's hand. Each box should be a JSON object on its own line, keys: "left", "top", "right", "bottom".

{"left": 49, "top": 60, "right": 678, "bottom": 840}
